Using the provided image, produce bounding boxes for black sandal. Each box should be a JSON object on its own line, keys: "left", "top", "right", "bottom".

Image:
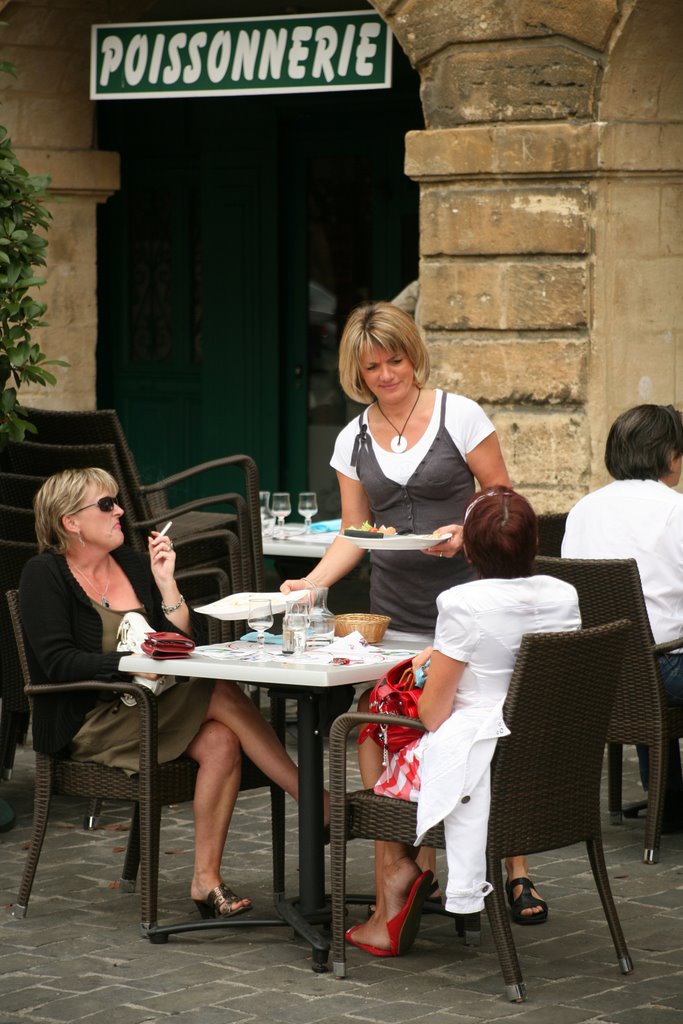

{"left": 194, "top": 884, "right": 253, "bottom": 920}
{"left": 505, "top": 876, "right": 548, "bottom": 926}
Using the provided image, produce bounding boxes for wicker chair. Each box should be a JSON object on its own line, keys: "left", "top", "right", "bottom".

{"left": 328, "top": 621, "right": 632, "bottom": 1001}
{"left": 7, "top": 589, "right": 285, "bottom": 937}
{"left": 0, "top": 541, "right": 36, "bottom": 778}
{"left": 535, "top": 556, "right": 683, "bottom": 863}
{"left": 2, "top": 439, "right": 254, "bottom": 604}
{"left": 536, "top": 512, "right": 568, "bottom": 557}
{"left": 0, "top": 472, "right": 44, "bottom": 508}
{"left": 3, "top": 440, "right": 139, "bottom": 543}
{"left": 0, "top": 504, "right": 38, "bottom": 544}
{"left": 21, "top": 407, "right": 266, "bottom": 590}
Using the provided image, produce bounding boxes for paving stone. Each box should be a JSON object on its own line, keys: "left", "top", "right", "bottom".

{"left": 1, "top": 736, "right": 682, "bottom": 1023}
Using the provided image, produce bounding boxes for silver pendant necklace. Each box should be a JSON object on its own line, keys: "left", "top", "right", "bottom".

{"left": 376, "top": 389, "right": 421, "bottom": 454}
{"left": 69, "top": 559, "right": 112, "bottom": 608}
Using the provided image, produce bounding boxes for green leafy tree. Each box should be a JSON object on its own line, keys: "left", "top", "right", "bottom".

{"left": 0, "top": 58, "right": 67, "bottom": 449}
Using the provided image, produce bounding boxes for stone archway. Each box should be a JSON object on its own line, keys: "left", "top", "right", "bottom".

{"left": 372, "top": 0, "right": 682, "bottom": 506}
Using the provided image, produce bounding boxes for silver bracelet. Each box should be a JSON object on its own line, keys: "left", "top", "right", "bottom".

{"left": 161, "top": 594, "right": 185, "bottom": 614}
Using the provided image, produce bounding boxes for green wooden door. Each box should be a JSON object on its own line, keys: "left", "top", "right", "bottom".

{"left": 97, "top": 55, "right": 420, "bottom": 504}
{"left": 97, "top": 101, "right": 280, "bottom": 494}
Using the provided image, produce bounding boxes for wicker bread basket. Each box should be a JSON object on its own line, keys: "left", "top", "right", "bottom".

{"left": 334, "top": 613, "right": 391, "bottom": 644}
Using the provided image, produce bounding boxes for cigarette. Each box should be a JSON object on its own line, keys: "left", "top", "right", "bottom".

{"left": 157, "top": 521, "right": 173, "bottom": 537}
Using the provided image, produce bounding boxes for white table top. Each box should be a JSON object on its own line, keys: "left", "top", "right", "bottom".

{"left": 119, "top": 641, "right": 418, "bottom": 690}
{"left": 262, "top": 524, "right": 338, "bottom": 560}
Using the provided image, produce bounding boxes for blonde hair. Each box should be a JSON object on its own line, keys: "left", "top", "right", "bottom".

{"left": 338, "top": 301, "right": 430, "bottom": 403}
{"left": 33, "top": 467, "right": 119, "bottom": 553}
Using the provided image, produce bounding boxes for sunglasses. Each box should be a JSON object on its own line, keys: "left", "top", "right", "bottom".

{"left": 72, "top": 495, "right": 119, "bottom": 514}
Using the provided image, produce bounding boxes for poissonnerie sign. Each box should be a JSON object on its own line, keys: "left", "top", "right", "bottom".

{"left": 90, "top": 12, "right": 391, "bottom": 99}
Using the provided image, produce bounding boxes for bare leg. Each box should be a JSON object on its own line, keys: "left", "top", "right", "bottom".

{"left": 348, "top": 841, "right": 420, "bottom": 951}
{"left": 357, "top": 688, "right": 437, "bottom": 913}
{"left": 207, "top": 681, "right": 301, "bottom": 799}
{"left": 504, "top": 855, "right": 545, "bottom": 918}
{"left": 186, "top": 720, "right": 247, "bottom": 905}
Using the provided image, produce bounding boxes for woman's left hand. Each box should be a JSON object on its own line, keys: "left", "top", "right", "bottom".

{"left": 422, "top": 524, "right": 463, "bottom": 558}
{"left": 148, "top": 529, "right": 177, "bottom": 586}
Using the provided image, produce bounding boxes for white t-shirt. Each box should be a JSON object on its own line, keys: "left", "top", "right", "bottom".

{"left": 434, "top": 575, "right": 582, "bottom": 711}
{"left": 562, "top": 478, "right": 683, "bottom": 647}
{"left": 330, "top": 389, "right": 494, "bottom": 486}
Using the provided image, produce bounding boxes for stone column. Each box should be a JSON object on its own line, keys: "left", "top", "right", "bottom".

{"left": 406, "top": 124, "right": 596, "bottom": 511}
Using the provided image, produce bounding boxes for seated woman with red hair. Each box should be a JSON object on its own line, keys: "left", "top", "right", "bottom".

{"left": 347, "top": 487, "right": 581, "bottom": 958}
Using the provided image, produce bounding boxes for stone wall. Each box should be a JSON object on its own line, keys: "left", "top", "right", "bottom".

{"left": 2, "top": 0, "right": 681, "bottom": 506}
{"left": 0, "top": 0, "right": 119, "bottom": 410}
{"left": 374, "top": 0, "right": 682, "bottom": 507}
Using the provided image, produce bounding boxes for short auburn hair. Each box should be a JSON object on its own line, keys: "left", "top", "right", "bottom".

{"left": 462, "top": 487, "right": 538, "bottom": 579}
{"left": 338, "top": 301, "right": 430, "bottom": 403}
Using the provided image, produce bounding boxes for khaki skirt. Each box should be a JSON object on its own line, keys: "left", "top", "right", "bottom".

{"left": 70, "top": 678, "right": 215, "bottom": 775}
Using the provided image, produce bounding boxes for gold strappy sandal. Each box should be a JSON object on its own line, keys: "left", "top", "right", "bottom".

{"left": 194, "top": 883, "right": 253, "bottom": 920}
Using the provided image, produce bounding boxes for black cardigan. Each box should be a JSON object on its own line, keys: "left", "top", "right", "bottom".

{"left": 19, "top": 546, "right": 206, "bottom": 755}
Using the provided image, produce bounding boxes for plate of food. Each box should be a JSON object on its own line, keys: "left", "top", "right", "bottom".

{"left": 195, "top": 590, "right": 309, "bottom": 621}
{"left": 338, "top": 525, "right": 452, "bottom": 551}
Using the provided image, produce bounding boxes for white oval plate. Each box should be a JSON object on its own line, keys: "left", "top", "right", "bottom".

{"left": 195, "top": 590, "right": 309, "bottom": 621}
{"left": 338, "top": 532, "right": 452, "bottom": 551}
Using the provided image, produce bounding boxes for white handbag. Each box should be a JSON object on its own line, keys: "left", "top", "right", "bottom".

{"left": 116, "top": 611, "right": 178, "bottom": 706}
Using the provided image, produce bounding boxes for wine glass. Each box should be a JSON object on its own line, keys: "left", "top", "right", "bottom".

{"left": 247, "top": 597, "right": 274, "bottom": 659}
{"left": 271, "top": 492, "right": 291, "bottom": 540}
{"left": 259, "top": 490, "right": 274, "bottom": 537}
{"left": 298, "top": 491, "right": 318, "bottom": 534}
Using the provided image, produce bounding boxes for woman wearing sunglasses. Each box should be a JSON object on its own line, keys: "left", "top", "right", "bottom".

{"left": 19, "top": 467, "right": 304, "bottom": 920}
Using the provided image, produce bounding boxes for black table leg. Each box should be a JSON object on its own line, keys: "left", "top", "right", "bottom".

{"left": 271, "top": 687, "right": 330, "bottom": 970}
{"left": 146, "top": 685, "right": 331, "bottom": 971}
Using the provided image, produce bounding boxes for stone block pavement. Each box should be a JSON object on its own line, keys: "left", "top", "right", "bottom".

{"left": 1, "top": 724, "right": 682, "bottom": 1024}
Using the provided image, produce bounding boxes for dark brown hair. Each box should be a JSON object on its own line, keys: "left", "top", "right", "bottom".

{"left": 605, "top": 404, "right": 683, "bottom": 481}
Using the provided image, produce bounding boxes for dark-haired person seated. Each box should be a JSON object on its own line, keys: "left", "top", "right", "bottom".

{"left": 346, "top": 489, "right": 581, "bottom": 958}
{"left": 562, "top": 403, "right": 683, "bottom": 831}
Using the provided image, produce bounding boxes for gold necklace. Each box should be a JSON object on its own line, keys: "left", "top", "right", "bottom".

{"left": 375, "top": 388, "right": 421, "bottom": 454}
{"left": 69, "top": 559, "right": 112, "bottom": 608}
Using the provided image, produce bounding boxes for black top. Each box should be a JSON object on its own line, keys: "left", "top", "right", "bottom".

{"left": 350, "top": 392, "right": 477, "bottom": 634}
{"left": 19, "top": 546, "right": 205, "bottom": 755}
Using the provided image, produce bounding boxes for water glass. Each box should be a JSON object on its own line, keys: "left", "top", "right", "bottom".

{"left": 298, "top": 491, "right": 318, "bottom": 533}
{"left": 247, "top": 597, "right": 274, "bottom": 659}
{"left": 271, "top": 492, "right": 291, "bottom": 540}
{"left": 282, "top": 600, "right": 310, "bottom": 656}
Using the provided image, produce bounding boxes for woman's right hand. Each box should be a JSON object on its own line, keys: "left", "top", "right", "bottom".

{"left": 412, "top": 645, "right": 433, "bottom": 671}
{"left": 280, "top": 577, "right": 315, "bottom": 594}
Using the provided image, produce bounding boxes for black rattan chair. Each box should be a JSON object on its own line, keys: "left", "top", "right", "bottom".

{"left": 535, "top": 556, "right": 683, "bottom": 863}
{"left": 0, "top": 472, "right": 44, "bottom": 508}
{"left": 537, "top": 512, "right": 568, "bottom": 557}
{"left": 7, "top": 589, "right": 285, "bottom": 937}
{"left": 0, "top": 541, "right": 36, "bottom": 778}
{"left": 328, "top": 621, "right": 632, "bottom": 1001}
{"left": 22, "top": 408, "right": 266, "bottom": 590}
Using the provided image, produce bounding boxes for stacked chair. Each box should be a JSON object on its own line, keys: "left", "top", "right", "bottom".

{"left": 15, "top": 407, "right": 266, "bottom": 592}
{"left": 0, "top": 540, "right": 36, "bottom": 779}
{"left": 328, "top": 621, "right": 632, "bottom": 1001}
{"left": 535, "top": 555, "right": 683, "bottom": 863}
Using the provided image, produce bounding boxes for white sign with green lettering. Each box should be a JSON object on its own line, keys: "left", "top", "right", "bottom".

{"left": 90, "top": 11, "right": 392, "bottom": 99}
